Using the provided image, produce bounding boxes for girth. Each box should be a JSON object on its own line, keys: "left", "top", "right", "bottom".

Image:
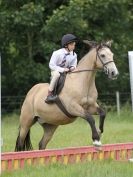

{"left": 54, "top": 96, "right": 76, "bottom": 119}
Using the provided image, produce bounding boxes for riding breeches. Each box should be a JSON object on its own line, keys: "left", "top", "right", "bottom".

{"left": 49, "top": 70, "right": 61, "bottom": 91}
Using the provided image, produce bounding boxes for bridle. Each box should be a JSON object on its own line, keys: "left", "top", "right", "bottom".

{"left": 69, "top": 45, "right": 114, "bottom": 74}
{"left": 96, "top": 46, "right": 114, "bottom": 65}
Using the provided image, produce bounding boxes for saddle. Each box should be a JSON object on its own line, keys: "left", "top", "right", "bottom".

{"left": 52, "top": 72, "right": 67, "bottom": 96}
{"left": 46, "top": 72, "right": 76, "bottom": 118}
{"left": 45, "top": 73, "right": 67, "bottom": 104}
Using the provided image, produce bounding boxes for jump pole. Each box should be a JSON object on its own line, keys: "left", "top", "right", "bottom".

{"left": 1, "top": 142, "right": 133, "bottom": 172}
{"left": 128, "top": 51, "right": 133, "bottom": 112}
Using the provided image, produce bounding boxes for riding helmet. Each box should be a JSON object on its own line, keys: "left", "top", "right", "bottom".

{"left": 61, "top": 34, "right": 77, "bottom": 47}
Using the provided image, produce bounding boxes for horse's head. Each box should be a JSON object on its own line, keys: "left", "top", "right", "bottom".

{"left": 83, "top": 40, "right": 119, "bottom": 79}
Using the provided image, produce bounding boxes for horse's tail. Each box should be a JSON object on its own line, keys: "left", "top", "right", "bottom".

{"left": 15, "top": 128, "right": 33, "bottom": 151}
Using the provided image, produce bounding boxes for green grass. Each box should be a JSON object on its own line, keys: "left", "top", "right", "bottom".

{"left": 2, "top": 105, "right": 133, "bottom": 152}
{"left": 1, "top": 105, "right": 133, "bottom": 152}
{"left": 1, "top": 105, "right": 133, "bottom": 176}
{"left": 1, "top": 161, "right": 133, "bottom": 177}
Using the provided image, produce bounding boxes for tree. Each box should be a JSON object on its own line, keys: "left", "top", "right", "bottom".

{"left": 0, "top": 0, "right": 133, "bottom": 112}
{"left": 43, "top": 0, "right": 133, "bottom": 93}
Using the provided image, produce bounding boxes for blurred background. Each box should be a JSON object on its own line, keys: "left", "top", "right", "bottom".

{"left": 1, "top": 0, "right": 133, "bottom": 113}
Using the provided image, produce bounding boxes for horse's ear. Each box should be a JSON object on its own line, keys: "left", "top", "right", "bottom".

{"left": 105, "top": 40, "right": 113, "bottom": 48}
{"left": 83, "top": 40, "right": 97, "bottom": 48}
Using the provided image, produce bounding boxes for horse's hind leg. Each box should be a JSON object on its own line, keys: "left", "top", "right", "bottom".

{"left": 15, "top": 112, "right": 36, "bottom": 151}
{"left": 39, "top": 123, "right": 58, "bottom": 150}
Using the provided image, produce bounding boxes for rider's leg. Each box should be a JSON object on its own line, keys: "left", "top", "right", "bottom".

{"left": 45, "top": 71, "right": 60, "bottom": 103}
{"left": 49, "top": 71, "right": 60, "bottom": 92}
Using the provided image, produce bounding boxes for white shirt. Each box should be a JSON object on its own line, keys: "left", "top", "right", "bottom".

{"left": 49, "top": 48, "right": 77, "bottom": 73}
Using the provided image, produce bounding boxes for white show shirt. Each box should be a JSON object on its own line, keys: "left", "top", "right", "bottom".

{"left": 49, "top": 48, "right": 77, "bottom": 73}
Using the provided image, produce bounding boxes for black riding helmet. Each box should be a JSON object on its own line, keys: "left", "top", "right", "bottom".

{"left": 61, "top": 34, "right": 77, "bottom": 47}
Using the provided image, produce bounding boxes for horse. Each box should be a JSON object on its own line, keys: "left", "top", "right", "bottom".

{"left": 15, "top": 40, "right": 119, "bottom": 151}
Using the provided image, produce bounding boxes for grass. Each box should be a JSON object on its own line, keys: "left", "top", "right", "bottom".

{"left": 1, "top": 160, "right": 133, "bottom": 177}
{"left": 1, "top": 105, "right": 133, "bottom": 176}
{"left": 1, "top": 105, "right": 133, "bottom": 152}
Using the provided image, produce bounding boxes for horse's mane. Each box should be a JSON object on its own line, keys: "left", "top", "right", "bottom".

{"left": 78, "top": 42, "right": 111, "bottom": 66}
{"left": 77, "top": 47, "right": 96, "bottom": 66}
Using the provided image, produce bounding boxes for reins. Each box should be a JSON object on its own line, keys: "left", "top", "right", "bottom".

{"left": 69, "top": 45, "right": 114, "bottom": 74}
{"left": 69, "top": 68, "right": 102, "bottom": 74}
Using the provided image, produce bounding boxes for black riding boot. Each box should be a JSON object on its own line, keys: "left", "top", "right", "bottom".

{"left": 45, "top": 91, "right": 57, "bottom": 104}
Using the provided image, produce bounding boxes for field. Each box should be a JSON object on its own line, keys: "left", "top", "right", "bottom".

{"left": 1, "top": 105, "right": 133, "bottom": 176}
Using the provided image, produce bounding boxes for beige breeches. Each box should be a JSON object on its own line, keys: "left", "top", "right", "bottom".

{"left": 49, "top": 71, "right": 61, "bottom": 91}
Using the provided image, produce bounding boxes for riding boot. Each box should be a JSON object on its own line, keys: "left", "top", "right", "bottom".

{"left": 45, "top": 91, "right": 57, "bottom": 104}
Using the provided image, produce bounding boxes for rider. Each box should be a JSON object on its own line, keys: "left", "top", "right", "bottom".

{"left": 45, "top": 33, "right": 78, "bottom": 103}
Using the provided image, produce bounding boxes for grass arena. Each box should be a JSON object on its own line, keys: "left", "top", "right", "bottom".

{"left": 1, "top": 105, "right": 133, "bottom": 177}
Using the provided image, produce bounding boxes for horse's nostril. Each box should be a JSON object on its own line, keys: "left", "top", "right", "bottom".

{"left": 111, "top": 71, "right": 115, "bottom": 76}
{"left": 111, "top": 70, "right": 119, "bottom": 79}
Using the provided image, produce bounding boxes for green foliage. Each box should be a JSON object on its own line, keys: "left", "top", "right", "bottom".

{"left": 11, "top": 59, "right": 49, "bottom": 94}
{"left": 0, "top": 0, "right": 133, "bottom": 111}
{"left": 13, "top": 2, "right": 44, "bottom": 27}
{"left": 44, "top": 1, "right": 88, "bottom": 40}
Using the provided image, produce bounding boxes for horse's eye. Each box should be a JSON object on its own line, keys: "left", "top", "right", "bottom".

{"left": 101, "top": 54, "right": 105, "bottom": 58}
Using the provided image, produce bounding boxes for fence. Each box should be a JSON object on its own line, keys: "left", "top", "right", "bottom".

{"left": 1, "top": 92, "right": 131, "bottom": 113}
{"left": 1, "top": 143, "right": 133, "bottom": 172}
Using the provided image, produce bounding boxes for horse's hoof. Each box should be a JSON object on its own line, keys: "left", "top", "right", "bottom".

{"left": 129, "top": 158, "right": 133, "bottom": 162}
{"left": 93, "top": 140, "right": 102, "bottom": 147}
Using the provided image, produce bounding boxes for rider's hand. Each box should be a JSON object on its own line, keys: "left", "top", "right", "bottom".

{"left": 64, "top": 68, "right": 70, "bottom": 72}
{"left": 69, "top": 66, "right": 75, "bottom": 72}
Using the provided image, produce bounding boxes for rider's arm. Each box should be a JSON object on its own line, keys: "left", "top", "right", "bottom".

{"left": 49, "top": 51, "right": 65, "bottom": 73}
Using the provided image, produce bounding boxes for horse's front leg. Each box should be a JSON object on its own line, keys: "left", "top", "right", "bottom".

{"left": 85, "top": 102, "right": 106, "bottom": 137}
{"left": 97, "top": 107, "right": 106, "bottom": 134}
{"left": 69, "top": 102, "right": 101, "bottom": 146}
{"left": 85, "top": 112, "right": 101, "bottom": 146}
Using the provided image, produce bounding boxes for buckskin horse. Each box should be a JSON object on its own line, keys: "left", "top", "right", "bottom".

{"left": 15, "top": 40, "right": 119, "bottom": 151}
